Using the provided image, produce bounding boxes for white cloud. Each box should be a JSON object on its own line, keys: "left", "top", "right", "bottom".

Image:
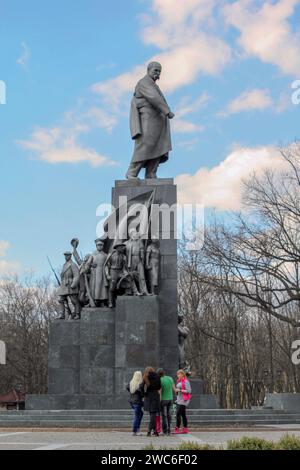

{"left": 141, "top": 0, "right": 217, "bottom": 49}
{"left": 0, "top": 241, "right": 10, "bottom": 258}
{"left": 0, "top": 260, "right": 21, "bottom": 276}
{"left": 175, "top": 93, "right": 210, "bottom": 118}
{"left": 91, "top": 65, "right": 145, "bottom": 111}
{"left": 223, "top": 0, "right": 300, "bottom": 77}
{"left": 93, "top": 37, "right": 231, "bottom": 105}
{"left": 18, "top": 102, "right": 118, "bottom": 167}
{"left": 177, "top": 138, "right": 200, "bottom": 151}
{"left": 18, "top": 125, "right": 116, "bottom": 167}
{"left": 172, "top": 93, "right": 209, "bottom": 133}
{"left": 92, "top": 0, "right": 231, "bottom": 111}
{"left": 274, "top": 91, "right": 292, "bottom": 113}
{"left": 219, "top": 87, "right": 293, "bottom": 117}
{"left": 17, "top": 42, "right": 30, "bottom": 70}
{"left": 220, "top": 88, "right": 273, "bottom": 116}
{"left": 83, "top": 107, "right": 118, "bottom": 134}
{"left": 172, "top": 119, "right": 205, "bottom": 134}
{"left": 0, "top": 241, "right": 21, "bottom": 276}
{"left": 176, "top": 145, "right": 287, "bottom": 210}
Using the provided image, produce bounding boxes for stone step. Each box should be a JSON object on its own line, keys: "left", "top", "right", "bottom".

{"left": 2, "top": 411, "right": 292, "bottom": 416}
{"left": 1, "top": 418, "right": 300, "bottom": 428}
{"left": 1, "top": 408, "right": 300, "bottom": 429}
{"left": 1, "top": 410, "right": 299, "bottom": 418}
{"left": 1, "top": 412, "right": 299, "bottom": 419}
{"left": 1, "top": 408, "right": 293, "bottom": 416}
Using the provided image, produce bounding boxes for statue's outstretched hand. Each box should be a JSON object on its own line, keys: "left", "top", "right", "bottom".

{"left": 71, "top": 238, "right": 79, "bottom": 249}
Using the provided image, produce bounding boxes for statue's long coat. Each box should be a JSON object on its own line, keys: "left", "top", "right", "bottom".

{"left": 57, "top": 260, "right": 80, "bottom": 296}
{"left": 87, "top": 251, "right": 108, "bottom": 301}
{"left": 130, "top": 75, "right": 172, "bottom": 166}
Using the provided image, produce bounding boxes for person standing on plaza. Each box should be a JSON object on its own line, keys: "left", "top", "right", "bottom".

{"left": 175, "top": 369, "right": 192, "bottom": 434}
{"left": 157, "top": 368, "right": 176, "bottom": 436}
{"left": 142, "top": 367, "right": 161, "bottom": 437}
{"left": 127, "top": 371, "right": 144, "bottom": 436}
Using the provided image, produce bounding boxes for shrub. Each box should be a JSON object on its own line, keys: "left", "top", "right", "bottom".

{"left": 143, "top": 434, "right": 300, "bottom": 451}
{"left": 227, "top": 436, "right": 276, "bottom": 450}
{"left": 277, "top": 434, "right": 300, "bottom": 450}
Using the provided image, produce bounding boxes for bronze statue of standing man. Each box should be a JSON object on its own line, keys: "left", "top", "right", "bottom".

{"left": 126, "top": 62, "right": 175, "bottom": 180}
{"left": 85, "top": 239, "right": 108, "bottom": 308}
{"left": 57, "top": 251, "right": 81, "bottom": 320}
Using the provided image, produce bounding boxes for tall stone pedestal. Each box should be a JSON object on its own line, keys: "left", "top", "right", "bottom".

{"left": 27, "top": 178, "right": 217, "bottom": 411}
{"left": 112, "top": 178, "right": 178, "bottom": 378}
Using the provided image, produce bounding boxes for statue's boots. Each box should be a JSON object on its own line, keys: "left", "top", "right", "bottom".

{"left": 131, "top": 282, "right": 142, "bottom": 297}
{"left": 126, "top": 162, "right": 141, "bottom": 180}
{"left": 57, "top": 307, "right": 65, "bottom": 320}
{"left": 108, "top": 291, "right": 115, "bottom": 308}
{"left": 72, "top": 305, "right": 81, "bottom": 320}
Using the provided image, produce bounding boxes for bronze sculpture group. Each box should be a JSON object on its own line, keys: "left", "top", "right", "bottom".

{"left": 56, "top": 234, "right": 161, "bottom": 319}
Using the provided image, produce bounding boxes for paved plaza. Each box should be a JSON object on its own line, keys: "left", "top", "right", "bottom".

{"left": 1, "top": 426, "right": 300, "bottom": 450}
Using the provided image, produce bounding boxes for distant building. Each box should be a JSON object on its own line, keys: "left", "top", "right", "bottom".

{"left": 0, "top": 387, "right": 26, "bottom": 410}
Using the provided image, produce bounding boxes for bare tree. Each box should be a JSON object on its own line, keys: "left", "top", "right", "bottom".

{"left": 0, "top": 275, "right": 57, "bottom": 394}
{"left": 177, "top": 144, "right": 300, "bottom": 407}
{"left": 201, "top": 144, "right": 300, "bottom": 327}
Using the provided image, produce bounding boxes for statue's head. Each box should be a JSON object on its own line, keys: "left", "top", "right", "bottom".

{"left": 114, "top": 242, "right": 125, "bottom": 253}
{"left": 147, "top": 61, "right": 162, "bottom": 81}
{"left": 95, "top": 238, "right": 104, "bottom": 252}
{"left": 64, "top": 251, "right": 72, "bottom": 262}
{"left": 129, "top": 228, "right": 139, "bottom": 240}
{"left": 151, "top": 235, "right": 160, "bottom": 246}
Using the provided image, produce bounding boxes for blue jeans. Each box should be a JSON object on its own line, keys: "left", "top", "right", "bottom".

{"left": 131, "top": 404, "right": 143, "bottom": 433}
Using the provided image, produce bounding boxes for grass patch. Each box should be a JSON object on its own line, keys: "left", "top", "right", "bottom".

{"left": 143, "top": 434, "right": 300, "bottom": 450}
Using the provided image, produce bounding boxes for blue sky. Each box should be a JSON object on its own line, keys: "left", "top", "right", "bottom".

{"left": 0, "top": 0, "right": 299, "bottom": 277}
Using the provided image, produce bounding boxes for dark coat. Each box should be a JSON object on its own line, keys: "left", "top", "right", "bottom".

{"left": 86, "top": 251, "right": 108, "bottom": 301}
{"left": 143, "top": 372, "right": 161, "bottom": 413}
{"left": 57, "top": 260, "right": 80, "bottom": 296}
{"left": 126, "top": 383, "right": 144, "bottom": 407}
{"left": 130, "top": 74, "right": 172, "bottom": 166}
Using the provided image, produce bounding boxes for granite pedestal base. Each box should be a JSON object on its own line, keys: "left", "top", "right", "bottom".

{"left": 27, "top": 295, "right": 178, "bottom": 410}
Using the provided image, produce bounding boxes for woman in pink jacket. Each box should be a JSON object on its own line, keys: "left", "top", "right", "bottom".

{"left": 175, "top": 369, "right": 192, "bottom": 434}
